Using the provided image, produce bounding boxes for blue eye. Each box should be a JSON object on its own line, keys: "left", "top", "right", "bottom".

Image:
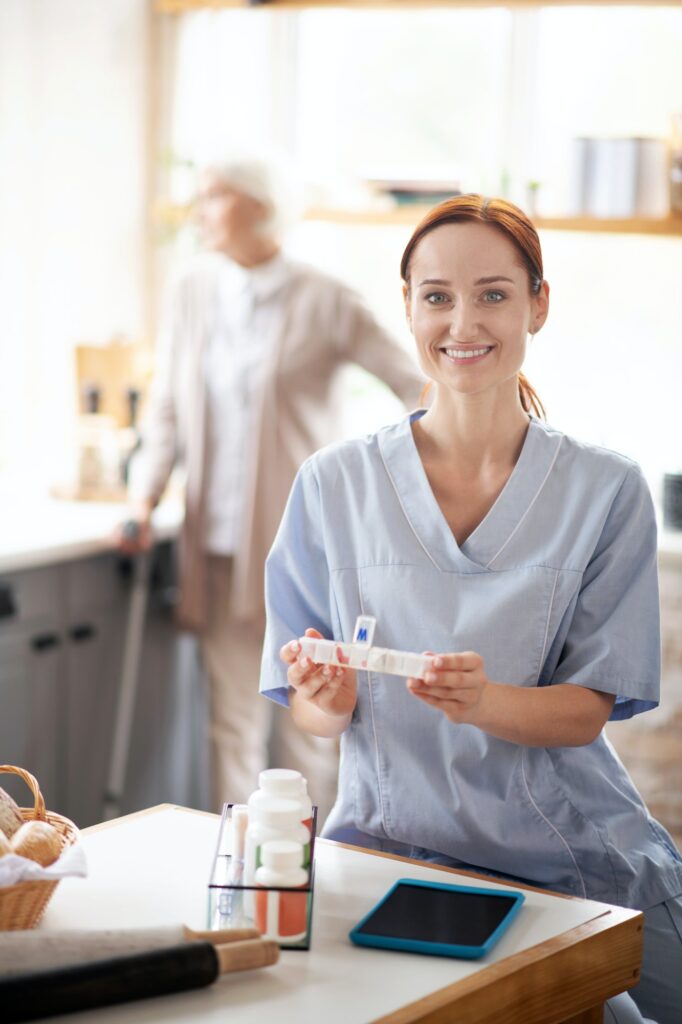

{"left": 425, "top": 292, "right": 449, "bottom": 305}
{"left": 483, "top": 290, "right": 504, "bottom": 303}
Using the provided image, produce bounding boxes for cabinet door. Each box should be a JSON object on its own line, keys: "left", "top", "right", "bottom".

{"left": 64, "top": 578, "right": 126, "bottom": 828}
{"left": 0, "top": 627, "right": 63, "bottom": 812}
{"left": 121, "top": 543, "right": 210, "bottom": 815}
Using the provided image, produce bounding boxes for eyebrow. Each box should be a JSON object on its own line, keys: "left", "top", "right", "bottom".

{"left": 416, "top": 275, "right": 516, "bottom": 287}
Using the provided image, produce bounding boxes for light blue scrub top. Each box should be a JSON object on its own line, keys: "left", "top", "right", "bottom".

{"left": 260, "top": 413, "right": 682, "bottom": 909}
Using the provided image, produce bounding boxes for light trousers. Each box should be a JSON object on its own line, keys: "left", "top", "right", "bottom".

{"left": 604, "top": 894, "right": 682, "bottom": 1024}
{"left": 201, "top": 555, "right": 340, "bottom": 823}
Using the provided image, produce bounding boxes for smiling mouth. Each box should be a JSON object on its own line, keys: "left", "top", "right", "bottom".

{"left": 440, "top": 346, "right": 493, "bottom": 362}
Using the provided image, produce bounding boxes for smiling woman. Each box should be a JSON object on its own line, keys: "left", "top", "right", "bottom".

{"left": 261, "top": 194, "right": 682, "bottom": 1024}
{"left": 401, "top": 195, "right": 548, "bottom": 421}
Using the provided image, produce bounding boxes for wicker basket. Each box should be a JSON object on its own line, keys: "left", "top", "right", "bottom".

{"left": 0, "top": 765, "right": 79, "bottom": 930}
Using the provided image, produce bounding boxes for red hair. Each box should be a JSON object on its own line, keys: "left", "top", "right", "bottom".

{"left": 401, "top": 194, "right": 546, "bottom": 419}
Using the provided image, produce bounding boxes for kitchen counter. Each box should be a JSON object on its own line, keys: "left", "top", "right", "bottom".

{"left": 0, "top": 494, "right": 184, "bottom": 574}
{"left": 0, "top": 487, "right": 680, "bottom": 575}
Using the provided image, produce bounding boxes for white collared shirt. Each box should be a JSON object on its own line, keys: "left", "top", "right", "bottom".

{"left": 204, "top": 252, "right": 289, "bottom": 554}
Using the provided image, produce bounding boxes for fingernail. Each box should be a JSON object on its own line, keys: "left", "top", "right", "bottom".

{"left": 289, "top": 641, "right": 300, "bottom": 653}
{"left": 425, "top": 672, "right": 437, "bottom": 683}
{"left": 433, "top": 656, "right": 443, "bottom": 668}
{"left": 322, "top": 666, "right": 332, "bottom": 680}
{"left": 335, "top": 667, "right": 344, "bottom": 678}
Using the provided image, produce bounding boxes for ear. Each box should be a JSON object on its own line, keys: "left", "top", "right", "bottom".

{"left": 403, "top": 282, "right": 413, "bottom": 332}
{"left": 531, "top": 280, "right": 550, "bottom": 334}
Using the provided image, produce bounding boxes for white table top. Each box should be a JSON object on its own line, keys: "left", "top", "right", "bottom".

{"left": 39, "top": 806, "right": 615, "bottom": 1024}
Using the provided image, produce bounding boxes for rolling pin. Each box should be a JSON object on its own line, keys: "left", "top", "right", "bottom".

{"left": 1, "top": 938, "right": 279, "bottom": 1023}
{"left": 0, "top": 924, "right": 261, "bottom": 976}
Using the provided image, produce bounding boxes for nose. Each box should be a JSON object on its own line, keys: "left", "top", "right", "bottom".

{"left": 448, "top": 301, "right": 480, "bottom": 343}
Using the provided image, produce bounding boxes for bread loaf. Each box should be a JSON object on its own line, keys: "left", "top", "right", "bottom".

{"left": 10, "top": 821, "right": 62, "bottom": 867}
{"left": 0, "top": 787, "right": 24, "bottom": 839}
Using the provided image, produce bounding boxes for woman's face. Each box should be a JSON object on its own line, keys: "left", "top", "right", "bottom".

{"left": 404, "top": 220, "right": 549, "bottom": 402}
{"left": 195, "top": 169, "right": 269, "bottom": 254}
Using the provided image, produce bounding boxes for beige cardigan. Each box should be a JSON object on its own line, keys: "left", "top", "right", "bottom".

{"left": 131, "top": 254, "right": 424, "bottom": 632}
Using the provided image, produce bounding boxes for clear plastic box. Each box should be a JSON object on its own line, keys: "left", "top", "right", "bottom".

{"left": 207, "top": 802, "right": 317, "bottom": 950}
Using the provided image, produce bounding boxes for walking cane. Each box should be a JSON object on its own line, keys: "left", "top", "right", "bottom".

{"left": 102, "top": 528, "right": 152, "bottom": 821}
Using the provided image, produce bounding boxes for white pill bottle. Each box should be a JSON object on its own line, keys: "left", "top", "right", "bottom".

{"left": 258, "top": 768, "right": 314, "bottom": 840}
{"left": 255, "top": 839, "right": 309, "bottom": 944}
{"left": 243, "top": 794, "right": 309, "bottom": 917}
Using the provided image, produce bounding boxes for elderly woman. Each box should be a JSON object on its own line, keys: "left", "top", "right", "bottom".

{"left": 122, "top": 155, "right": 423, "bottom": 817}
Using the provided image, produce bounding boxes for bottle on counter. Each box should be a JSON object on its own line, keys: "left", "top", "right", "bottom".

{"left": 119, "top": 386, "right": 142, "bottom": 487}
{"left": 255, "top": 839, "right": 309, "bottom": 944}
{"left": 242, "top": 795, "right": 309, "bottom": 917}
{"left": 76, "top": 383, "right": 120, "bottom": 495}
{"left": 258, "top": 768, "right": 314, "bottom": 839}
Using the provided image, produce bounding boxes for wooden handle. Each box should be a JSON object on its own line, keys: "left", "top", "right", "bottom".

{"left": 0, "top": 764, "right": 46, "bottom": 820}
{"left": 215, "top": 938, "right": 280, "bottom": 974}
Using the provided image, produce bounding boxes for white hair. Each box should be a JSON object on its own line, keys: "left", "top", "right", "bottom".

{"left": 199, "top": 148, "right": 303, "bottom": 239}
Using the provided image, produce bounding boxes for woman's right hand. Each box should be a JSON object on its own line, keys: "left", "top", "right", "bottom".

{"left": 280, "top": 628, "right": 358, "bottom": 720}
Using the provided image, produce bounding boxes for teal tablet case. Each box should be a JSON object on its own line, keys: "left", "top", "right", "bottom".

{"left": 349, "top": 877, "right": 525, "bottom": 959}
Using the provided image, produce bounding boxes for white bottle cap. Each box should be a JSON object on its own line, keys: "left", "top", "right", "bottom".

{"left": 250, "top": 796, "right": 302, "bottom": 829}
{"left": 258, "top": 768, "right": 303, "bottom": 797}
{"left": 260, "top": 839, "right": 305, "bottom": 872}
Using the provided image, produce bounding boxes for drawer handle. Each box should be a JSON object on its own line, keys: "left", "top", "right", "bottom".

{"left": 30, "top": 632, "right": 62, "bottom": 652}
{"left": 0, "top": 585, "right": 17, "bottom": 620}
{"left": 69, "top": 623, "right": 97, "bottom": 643}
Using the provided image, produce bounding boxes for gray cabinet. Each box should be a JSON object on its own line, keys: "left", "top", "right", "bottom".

{"left": 0, "top": 568, "right": 64, "bottom": 811}
{"left": 0, "top": 543, "right": 209, "bottom": 828}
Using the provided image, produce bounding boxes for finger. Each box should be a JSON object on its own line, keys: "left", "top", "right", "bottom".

{"left": 291, "top": 662, "right": 339, "bottom": 702}
{"left": 336, "top": 644, "right": 350, "bottom": 665}
{"left": 288, "top": 655, "right": 320, "bottom": 685}
{"left": 429, "top": 652, "right": 481, "bottom": 673}
{"left": 280, "top": 639, "right": 301, "bottom": 665}
{"left": 408, "top": 681, "right": 474, "bottom": 701}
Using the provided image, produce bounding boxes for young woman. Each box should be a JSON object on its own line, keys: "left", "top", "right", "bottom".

{"left": 260, "top": 195, "right": 682, "bottom": 1023}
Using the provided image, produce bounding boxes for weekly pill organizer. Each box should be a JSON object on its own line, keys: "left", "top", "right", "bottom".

{"left": 298, "top": 616, "right": 432, "bottom": 680}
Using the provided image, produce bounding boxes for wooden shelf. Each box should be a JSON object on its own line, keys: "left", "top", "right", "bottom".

{"left": 156, "top": 1, "right": 682, "bottom": 12}
{"left": 304, "top": 206, "right": 682, "bottom": 236}
{"left": 153, "top": 201, "right": 682, "bottom": 237}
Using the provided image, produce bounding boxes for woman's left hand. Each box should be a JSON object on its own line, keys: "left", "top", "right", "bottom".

{"left": 407, "top": 652, "right": 492, "bottom": 725}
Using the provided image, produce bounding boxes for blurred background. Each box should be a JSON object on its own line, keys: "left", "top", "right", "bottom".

{"left": 0, "top": 0, "right": 680, "bottom": 839}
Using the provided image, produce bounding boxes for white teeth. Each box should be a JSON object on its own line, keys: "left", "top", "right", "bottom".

{"left": 443, "top": 347, "right": 491, "bottom": 360}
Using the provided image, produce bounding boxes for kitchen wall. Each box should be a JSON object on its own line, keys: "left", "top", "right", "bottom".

{"left": 0, "top": 0, "right": 151, "bottom": 486}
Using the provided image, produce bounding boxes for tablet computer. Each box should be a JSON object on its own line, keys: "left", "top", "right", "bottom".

{"left": 349, "top": 878, "right": 525, "bottom": 959}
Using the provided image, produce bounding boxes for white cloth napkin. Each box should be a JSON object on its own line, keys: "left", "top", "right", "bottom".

{"left": 0, "top": 843, "right": 87, "bottom": 887}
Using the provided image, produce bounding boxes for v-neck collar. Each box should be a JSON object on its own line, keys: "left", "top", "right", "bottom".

{"left": 378, "top": 412, "right": 563, "bottom": 572}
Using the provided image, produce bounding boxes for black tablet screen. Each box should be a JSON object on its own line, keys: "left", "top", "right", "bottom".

{"left": 356, "top": 883, "right": 519, "bottom": 946}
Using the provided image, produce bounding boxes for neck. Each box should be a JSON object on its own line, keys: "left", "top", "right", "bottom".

{"left": 221, "top": 237, "right": 280, "bottom": 269}
{"left": 414, "top": 381, "right": 530, "bottom": 476}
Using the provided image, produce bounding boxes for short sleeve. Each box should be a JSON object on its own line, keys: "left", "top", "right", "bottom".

{"left": 259, "top": 460, "right": 334, "bottom": 708}
{"left": 546, "top": 464, "right": 661, "bottom": 721}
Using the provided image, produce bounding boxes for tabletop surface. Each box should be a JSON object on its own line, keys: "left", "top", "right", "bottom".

{"left": 36, "top": 805, "right": 622, "bottom": 1024}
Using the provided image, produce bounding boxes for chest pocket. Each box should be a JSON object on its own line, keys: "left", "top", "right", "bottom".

{"left": 356, "top": 563, "right": 565, "bottom": 686}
